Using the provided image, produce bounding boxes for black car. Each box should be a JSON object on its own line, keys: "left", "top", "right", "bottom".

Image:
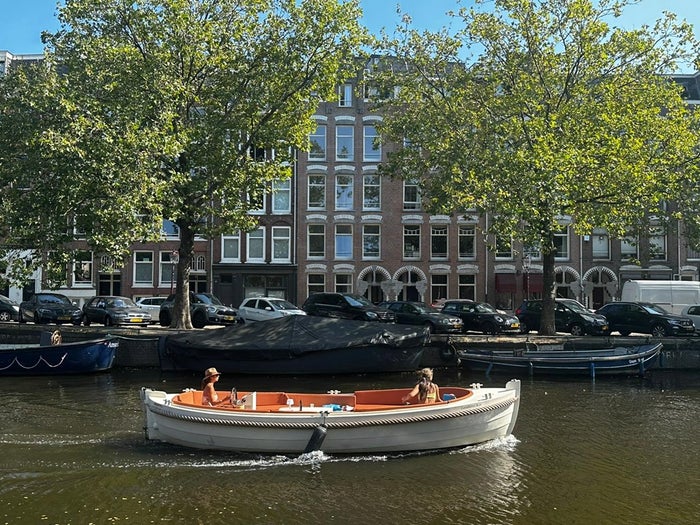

{"left": 595, "top": 301, "right": 695, "bottom": 337}
{"left": 159, "top": 292, "right": 238, "bottom": 328}
{"left": 378, "top": 301, "right": 463, "bottom": 333}
{"left": 82, "top": 295, "right": 152, "bottom": 326}
{"left": 0, "top": 294, "right": 20, "bottom": 322}
{"left": 441, "top": 299, "right": 521, "bottom": 335}
{"left": 18, "top": 293, "right": 83, "bottom": 325}
{"left": 302, "top": 292, "right": 395, "bottom": 322}
{"left": 515, "top": 298, "right": 609, "bottom": 336}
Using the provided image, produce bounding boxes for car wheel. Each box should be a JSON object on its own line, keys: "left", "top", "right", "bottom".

{"left": 159, "top": 311, "right": 171, "bottom": 327}
{"left": 569, "top": 324, "right": 585, "bottom": 337}
{"left": 519, "top": 321, "right": 529, "bottom": 334}
{"left": 83, "top": 315, "right": 91, "bottom": 327}
{"left": 651, "top": 324, "right": 667, "bottom": 337}
{"left": 0, "top": 311, "right": 10, "bottom": 322}
{"left": 482, "top": 322, "right": 498, "bottom": 335}
{"left": 192, "top": 311, "right": 207, "bottom": 329}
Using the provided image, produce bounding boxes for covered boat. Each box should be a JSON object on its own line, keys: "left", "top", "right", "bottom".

{"left": 0, "top": 334, "right": 118, "bottom": 376}
{"left": 458, "top": 342, "right": 661, "bottom": 378}
{"left": 140, "top": 379, "right": 521, "bottom": 454}
{"left": 160, "top": 315, "right": 428, "bottom": 375}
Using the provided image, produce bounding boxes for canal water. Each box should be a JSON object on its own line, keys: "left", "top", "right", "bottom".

{"left": 1, "top": 368, "right": 698, "bottom": 525}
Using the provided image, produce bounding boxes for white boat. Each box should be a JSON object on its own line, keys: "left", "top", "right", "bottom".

{"left": 140, "top": 380, "right": 521, "bottom": 455}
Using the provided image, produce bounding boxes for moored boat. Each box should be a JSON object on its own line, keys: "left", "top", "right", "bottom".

{"left": 0, "top": 334, "right": 118, "bottom": 376}
{"left": 160, "top": 315, "right": 428, "bottom": 375}
{"left": 457, "top": 342, "right": 661, "bottom": 378}
{"left": 140, "top": 379, "right": 521, "bottom": 454}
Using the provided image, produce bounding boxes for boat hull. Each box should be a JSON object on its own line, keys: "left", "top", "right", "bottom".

{"left": 0, "top": 338, "right": 118, "bottom": 376}
{"left": 458, "top": 343, "right": 661, "bottom": 376}
{"left": 141, "top": 380, "right": 521, "bottom": 454}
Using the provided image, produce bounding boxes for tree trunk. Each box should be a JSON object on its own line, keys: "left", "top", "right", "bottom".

{"left": 171, "top": 224, "right": 194, "bottom": 329}
{"left": 539, "top": 246, "right": 557, "bottom": 335}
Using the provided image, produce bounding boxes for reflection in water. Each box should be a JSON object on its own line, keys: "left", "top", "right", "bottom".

{"left": 0, "top": 370, "right": 698, "bottom": 524}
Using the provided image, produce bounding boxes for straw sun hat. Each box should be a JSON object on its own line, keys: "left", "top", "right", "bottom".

{"left": 203, "top": 367, "right": 221, "bottom": 380}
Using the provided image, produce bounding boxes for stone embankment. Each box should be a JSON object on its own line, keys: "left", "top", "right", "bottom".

{"left": 2, "top": 323, "right": 699, "bottom": 371}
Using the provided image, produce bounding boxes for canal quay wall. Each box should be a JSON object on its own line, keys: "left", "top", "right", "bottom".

{"left": 1, "top": 323, "right": 699, "bottom": 371}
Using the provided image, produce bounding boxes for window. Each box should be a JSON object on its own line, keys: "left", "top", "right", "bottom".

{"left": 335, "top": 224, "right": 353, "bottom": 259}
{"left": 335, "top": 174, "right": 354, "bottom": 210}
{"left": 72, "top": 250, "right": 93, "bottom": 287}
{"left": 650, "top": 227, "right": 666, "bottom": 260}
{"left": 403, "top": 179, "right": 420, "bottom": 210}
{"left": 554, "top": 227, "right": 569, "bottom": 260}
{"left": 459, "top": 274, "right": 476, "bottom": 300}
{"left": 339, "top": 83, "right": 353, "bottom": 107}
{"left": 621, "top": 236, "right": 638, "bottom": 260}
{"left": 335, "top": 273, "right": 353, "bottom": 293}
{"left": 247, "top": 190, "right": 266, "bottom": 214}
{"left": 308, "top": 224, "right": 325, "bottom": 259}
{"left": 363, "top": 174, "right": 381, "bottom": 210}
{"left": 272, "top": 179, "right": 291, "bottom": 213}
{"left": 134, "top": 251, "right": 154, "bottom": 286}
{"left": 494, "top": 237, "right": 513, "bottom": 259}
{"left": 308, "top": 175, "right": 326, "bottom": 210}
{"left": 309, "top": 124, "right": 326, "bottom": 161}
{"left": 459, "top": 226, "right": 475, "bottom": 259}
{"left": 363, "top": 125, "right": 381, "bottom": 161}
{"left": 247, "top": 228, "right": 265, "bottom": 262}
{"left": 308, "top": 273, "right": 325, "bottom": 295}
{"left": 159, "top": 251, "right": 177, "bottom": 287}
{"left": 431, "top": 274, "right": 448, "bottom": 304}
{"left": 363, "top": 224, "right": 380, "bottom": 259}
{"left": 431, "top": 226, "right": 448, "bottom": 260}
{"left": 162, "top": 220, "right": 180, "bottom": 240}
{"left": 592, "top": 229, "right": 609, "bottom": 260}
{"left": 221, "top": 233, "right": 240, "bottom": 262}
{"left": 404, "top": 225, "right": 420, "bottom": 259}
{"left": 336, "top": 125, "right": 354, "bottom": 161}
{"left": 271, "top": 226, "right": 291, "bottom": 262}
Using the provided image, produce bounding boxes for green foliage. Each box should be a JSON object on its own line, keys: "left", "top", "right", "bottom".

{"left": 374, "top": 0, "right": 700, "bottom": 334}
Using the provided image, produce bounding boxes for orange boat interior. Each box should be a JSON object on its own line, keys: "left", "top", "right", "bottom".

{"left": 173, "top": 387, "right": 473, "bottom": 413}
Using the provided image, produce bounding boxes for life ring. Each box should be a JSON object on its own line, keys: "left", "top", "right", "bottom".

{"left": 50, "top": 330, "right": 62, "bottom": 346}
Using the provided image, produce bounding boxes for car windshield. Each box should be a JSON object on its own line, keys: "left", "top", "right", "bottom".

{"left": 269, "top": 299, "right": 298, "bottom": 310}
{"left": 107, "top": 298, "right": 136, "bottom": 308}
{"left": 412, "top": 303, "right": 439, "bottom": 313}
{"left": 39, "top": 294, "right": 71, "bottom": 305}
{"left": 641, "top": 303, "right": 669, "bottom": 315}
{"left": 343, "top": 294, "right": 372, "bottom": 307}
{"left": 474, "top": 303, "right": 497, "bottom": 313}
{"left": 195, "top": 293, "right": 223, "bottom": 305}
{"left": 562, "top": 301, "right": 588, "bottom": 313}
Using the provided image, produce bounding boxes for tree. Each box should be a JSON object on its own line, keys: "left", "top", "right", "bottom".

{"left": 0, "top": 0, "right": 368, "bottom": 328}
{"left": 374, "top": 0, "right": 700, "bottom": 334}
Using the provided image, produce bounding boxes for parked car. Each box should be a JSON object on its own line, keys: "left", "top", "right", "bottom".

{"left": 82, "top": 295, "right": 152, "bottom": 326}
{"left": 237, "top": 297, "right": 306, "bottom": 323}
{"left": 135, "top": 296, "right": 168, "bottom": 317}
{"left": 441, "top": 299, "right": 520, "bottom": 335}
{"left": 0, "top": 294, "right": 20, "bottom": 322}
{"left": 516, "top": 298, "right": 609, "bottom": 336}
{"left": 159, "top": 292, "right": 238, "bottom": 328}
{"left": 301, "top": 293, "right": 395, "bottom": 322}
{"left": 18, "top": 293, "right": 83, "bottom": 325}
{"left": 596, "top": 301, "right": 695, "bottom": 337}
{"left": 378, "top": 301, "right": 463, "bottom": 333}
{"left": 680, "top": 304, "right": 700, "bottom": 332}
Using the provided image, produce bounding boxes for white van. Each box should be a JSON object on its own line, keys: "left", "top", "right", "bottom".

{"left": 620, "top": 280, "right": 700, "bottom": 314}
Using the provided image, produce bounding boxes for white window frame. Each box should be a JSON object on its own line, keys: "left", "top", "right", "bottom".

{"left": 339, "top": 83, "right": 353, "bottom": 107}
{"left": 335, "top": 174, "right": 354, "bottom": 210}
{"left": 554, "top": 227, "right": 569, "bottom": 261}
{"left": 246, "top": 227, "right": 265, "bottom": 262}
{"left": 431, "top": 226, "right": 448, "bottom": 260}
{"left": 72, "top": 250, "right": 93, "bottom": 288}
{"left": 159, "top": 251, "right": 177, "bottom": 287}
{"left": 308, "top": 174, "right": 326, "bottom": 210}
{"left": 403, "top": 225, "right": 421, "bottom": 259}
{"left": 335, "top": 224, "right": 353, "bottom": 260}
{"left": 307, "top": 273, "right": 325, "bottom": 296}
{"left": 309, "top": 124, "right": 326, "bottom": 161}
{"left": 133, "top": 251, "right": 154, "bottom": 287}
{"left": 272, "top": 178, "right": 291, "bottom": 214}
{"left": 363, "top": 173, "right": 381, "bottom": 210}
{"left": 403, "top": 179, "right": 420, "bottom": 210}
{"left": 458, "top": 225, "right": 476, "bottom": 260}
{"left": 271, "top": 226, "right": 291, "bottom": 263}
{"left": 221, "top": 232, "right": 241, "bottom": 262}
{"left": 335, "top": 273, "right": 353, "bottom": 293}
{"left": 307, "top": 224, "right": 325, "bottom": 259}
{"left": 162, "top": 220, "right": 180, "bottom": 240}
{"left": 362, "top": 224, "right": 381, "bottom": 259}
{"left": 363, "top": 125, "right": 381, "bottom": 161}
{"left": 336, "top": 125, "right": 354, "bottom": 161}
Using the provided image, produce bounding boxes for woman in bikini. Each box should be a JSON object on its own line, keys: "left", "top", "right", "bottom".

{"left": 402, "top": 368, "right": 440, "bottom": 404}
{"left": 201, "top": 367, "right": 223, "bottom": 406}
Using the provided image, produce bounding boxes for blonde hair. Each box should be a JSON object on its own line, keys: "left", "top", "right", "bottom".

{"left": 416, "top": 368, "right": 434, "bottom": 401}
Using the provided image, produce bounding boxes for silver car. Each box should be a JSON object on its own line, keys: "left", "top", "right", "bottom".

{"left": 237, "top": 297, "right": 306, "bottom": 323}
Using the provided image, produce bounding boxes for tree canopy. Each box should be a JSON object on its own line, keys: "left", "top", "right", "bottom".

{"left": 374, "top": 0, "right": 700, "bottom": 334}
{"left": 0, "top": 0, "right": 368, "bottom": 327}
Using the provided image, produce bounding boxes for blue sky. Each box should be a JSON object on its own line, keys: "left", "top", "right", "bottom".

{"left": 2, "top": 0, "right": 699, "bottom": 56}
